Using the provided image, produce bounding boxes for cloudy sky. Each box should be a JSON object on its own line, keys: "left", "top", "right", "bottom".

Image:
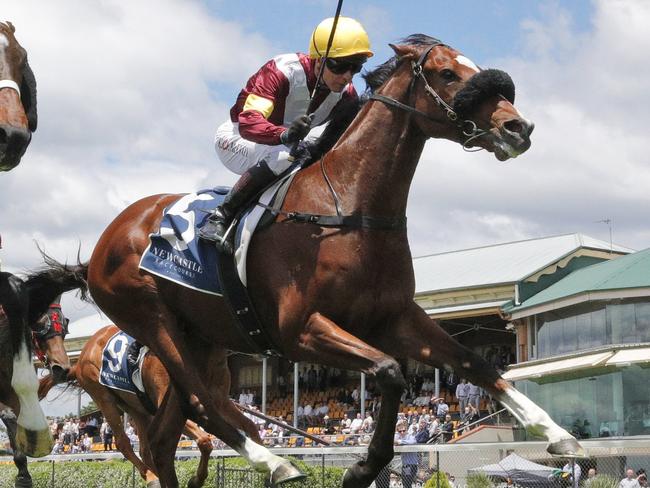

{"left": 1, "top": 1, "right": 649, "bottom": 413}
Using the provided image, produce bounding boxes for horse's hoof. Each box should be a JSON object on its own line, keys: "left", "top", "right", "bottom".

{"left": 342, "top": 467, "right": 374, "bottom": 488}
{"left": 146, "top": 480, "right": 162, "bottom": 488}
{"left": 547, "top": 438, "right": 586, "bottom": 458}
{"left": 270, "top": 462, "right": 306, "bottom": 486}
{"left": 14, "top": 475, "right": 33, "bottom": 488}
{"left": 186, "top": 476, "right": 204, "bottom": 488}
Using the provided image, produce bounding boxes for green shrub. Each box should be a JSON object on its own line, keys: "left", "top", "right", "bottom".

{"left": 423, "top": 470, "right": 453, "bottom": 488}
{"left": 0, "top": 457, "right": 346, "bottom": 488}
{"left": 467, "top": 472, "right": 495, "bottom": 488}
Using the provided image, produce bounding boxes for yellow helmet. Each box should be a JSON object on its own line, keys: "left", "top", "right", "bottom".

{"left": 309, "top": 17, "right": 373, "bottom": 59}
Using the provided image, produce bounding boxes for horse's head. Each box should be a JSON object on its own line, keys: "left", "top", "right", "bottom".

{"left": 32, "top": 303, "right": 71, "bottom": 384}
{"left": 371, "top": 35, "right": 533, "bottom": 161}
{"left": 0, "top": 21, "right": 37, "bottom": 171}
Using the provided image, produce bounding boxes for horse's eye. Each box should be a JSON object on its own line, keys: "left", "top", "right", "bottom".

{"left": 440, "top": 69, "right": 456, "bottom": 81}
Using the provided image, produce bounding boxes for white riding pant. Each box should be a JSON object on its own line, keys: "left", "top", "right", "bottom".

{"left": 214, "top": 120, "right": 322, "bottom": 176}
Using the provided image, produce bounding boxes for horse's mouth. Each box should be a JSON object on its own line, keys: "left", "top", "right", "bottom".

{"left": 481, "top": 123, "right": 533, "bottom": 161}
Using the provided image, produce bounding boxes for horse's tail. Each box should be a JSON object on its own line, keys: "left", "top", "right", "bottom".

{"left": 23, "top": 246, "right": 91, "bottom": 325}
{"left": 0, "top": 271, "right": 31, "bottom": 360}
{"left": 38, "top": 363, "right": 79, "bottom": 400}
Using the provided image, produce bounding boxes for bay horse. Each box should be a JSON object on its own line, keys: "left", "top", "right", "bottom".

{"left": 0, "top": 274, "right": 78, "bottom": 487}
{"left": 39, "top": 324, "right": 218, "bottom": 488}
{"left": 38, "top": 35, "right": 583, "bottom": 487}
{"left": 0, "top": 21, "right": 37, "bottom": 171}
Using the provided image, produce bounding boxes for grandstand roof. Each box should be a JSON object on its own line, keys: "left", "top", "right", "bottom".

{"left": 413, "top": 233, "right": 632, "bottom": 295}
{"left": 506, "top": 246, "right": 650, "bottom": 318}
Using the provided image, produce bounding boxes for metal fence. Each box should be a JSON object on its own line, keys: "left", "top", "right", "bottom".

{"left": 1, "top": 437, "right": 648, "bottom": 488}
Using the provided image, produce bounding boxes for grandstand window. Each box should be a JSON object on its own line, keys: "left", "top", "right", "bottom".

{"left": 534, "top": 299, "right": 650, "bottom": 359}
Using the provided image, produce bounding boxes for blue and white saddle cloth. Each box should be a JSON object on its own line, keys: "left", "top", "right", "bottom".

{"left": 138, "top": 180, "right": 284, "bottom": 295}
{"left": 99, "top": 331, "right": 148, "bottom": 395}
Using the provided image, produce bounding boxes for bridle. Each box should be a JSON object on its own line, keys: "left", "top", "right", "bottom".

{"left": 31, "top": 305, "right": 68, "bottom": 367}
{"left": 369, "top": 43, "right": 488, "bottom": 151}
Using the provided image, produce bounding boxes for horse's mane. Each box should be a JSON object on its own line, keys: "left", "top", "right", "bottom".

{"left": 308, "top": 34, "right": 443, "bottom": 160}
{"left": 362, "top": 34, "right": 443, "bottom": 94}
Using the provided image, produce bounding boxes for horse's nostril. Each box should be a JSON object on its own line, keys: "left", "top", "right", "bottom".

{"left": 504, "top": 119, "right": 534, "bottom": 138}
{"left": 504, "top": 119, "right": 523, "bottom": 134}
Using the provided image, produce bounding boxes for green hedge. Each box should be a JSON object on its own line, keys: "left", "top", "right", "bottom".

{"left": 0, "top": 457, "right": 346, "bottom": 488}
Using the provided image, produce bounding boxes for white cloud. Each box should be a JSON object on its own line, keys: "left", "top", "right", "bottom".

{"left": 408, "top": 0, "right": 650, "bottom": 255}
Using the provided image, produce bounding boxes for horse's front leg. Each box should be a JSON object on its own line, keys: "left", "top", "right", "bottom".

{"left": 284, "top": 312, "right": 407, "bottom": 488}
{"left": 376, "top": 305, "right": 584, "bottom": 457}
{"left": 1, "top": 416, "right": 32, "bottom": 488}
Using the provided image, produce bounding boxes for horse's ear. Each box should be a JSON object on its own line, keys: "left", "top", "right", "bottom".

{"left": 389, "top": 43, "right": 416, "bottom": 60}
{"left": 21, "top": 60, "right": 38, "bottom": 132}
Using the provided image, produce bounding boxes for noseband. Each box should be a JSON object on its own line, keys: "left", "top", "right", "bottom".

{"left": 369, "top": 44, "right": 488, "bottom": 150}
{"left": 0, "top": 80, "right": 21, "bottom": 95}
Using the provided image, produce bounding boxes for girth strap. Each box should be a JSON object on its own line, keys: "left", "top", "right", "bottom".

{"left": 215, "top": 249, "right": 281, "bottom": 357}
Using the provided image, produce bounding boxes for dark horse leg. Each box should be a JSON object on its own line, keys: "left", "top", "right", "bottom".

{"left": 284, "top": 312, "right": 407, "bottom": 488}
{"left": 1, "top": 415, "right": 32, "bottom": 488}
{"left": 376, "top": 305, "right": 584, "bottom": 457}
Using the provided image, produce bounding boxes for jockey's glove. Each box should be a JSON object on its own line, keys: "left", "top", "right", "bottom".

{"left": 280, "top": 115, "right": 312, "bottom": 145}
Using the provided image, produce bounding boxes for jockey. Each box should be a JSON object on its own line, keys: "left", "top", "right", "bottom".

{"left": 199, "top": 16, "right": 373, "bottom": 248}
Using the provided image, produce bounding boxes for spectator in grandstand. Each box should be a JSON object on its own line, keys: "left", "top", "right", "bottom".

{"left": 620, "top": 469, "right": 641, "bottom": 488}
{"left": 307, "top": 365, "right": 318, "bottom": 391}
{"left": 296, "top": 403, "right": 305, "bottom": 427}
{"left": 414, "top": 419, "right": 430, "bottom": 444}
{"left": 277, "top": 373, "right": 286, "bottom": 397}
{"left": 82, "top": 433, "right": 92, "bottom": 453}
{"left": 270, "top": 417, "right": 286, "bottom": 446}
{"left": 349, "top": 412, "right": 364, "bottom": 438}
{"left": 467, "top": 381, "right": 481, "bottom": 412}
{"left": 340, "top": 413, "right": 352, "bottom": 434}
{"left": 49, "top": 418, "right": 59, "bottom": 441}
{"left": 323, "top": 415, "right": 336, "bottom": 435}
{"left": 303, "top": 403, "right": 313, "bottom": 426}
{"left": 126, "top": 421, "right": 138, "bottom": 448}
{"left": 441, "top": 414, "right": 454, "bottom": 443}
{"left": 395, "top": 421, "right": 418, "bottom": 488}
{"left": 428, "top": 416, "right": 441, "bottom": 442}
{"left": 362, "top": 412, "right": 374, "bottom": 434}
{"left": 51, "top": 438, "right": 64, "bottom": 454}
{"left": 315, "top": 401, "right": 329, "bottom": 419}
{"left": 85, "top": 416, "right": 99, "bottom": 438}
{"left": 100, "top": 418, "right": 114, "bottom": 451}
{"left": 455, "top": 379, "right": 469, "bottom": 414}
{"left": 434, "top": 397, "right": 449, "bottom": 420}
{"left": 351, "top": 386, "right": 360, "bottom": 405}
{"left": 238, "top": 389, "right": 247, "bottom": 405}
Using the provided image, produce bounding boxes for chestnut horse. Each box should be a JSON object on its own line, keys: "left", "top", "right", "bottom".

{"left": 0, "top": 276, "right": 77, "bottom": 487}
{"left": 0, "top": 22, "right": 37, "bottom": 171}
{"left": 39, "top": 324, "right": 217, "bottom": 488}
{"left": 38, "top": 36, "right": 583, "bottom": 487}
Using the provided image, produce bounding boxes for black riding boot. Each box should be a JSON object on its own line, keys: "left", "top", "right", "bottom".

{"left": 199, "top": 160, "right": 276, "bottom": 252}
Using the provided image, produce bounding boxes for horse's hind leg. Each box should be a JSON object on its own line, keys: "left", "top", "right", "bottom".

{"left": 378, "top": 305, "right": 584, "bottom": 457}
{"left": 283, "top": 312, "right": 407, "bottom": 488}
{"left": 183, "top": 420, "right": 212, "bottom": 488}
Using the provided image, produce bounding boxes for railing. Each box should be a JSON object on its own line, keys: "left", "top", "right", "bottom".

{"left": 1, "top": 437, "right": 648, "bottom": 488}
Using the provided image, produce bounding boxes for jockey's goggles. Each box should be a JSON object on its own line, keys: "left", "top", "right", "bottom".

{"left": 325, "top": 57, "right": 364, "bottom": 75}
